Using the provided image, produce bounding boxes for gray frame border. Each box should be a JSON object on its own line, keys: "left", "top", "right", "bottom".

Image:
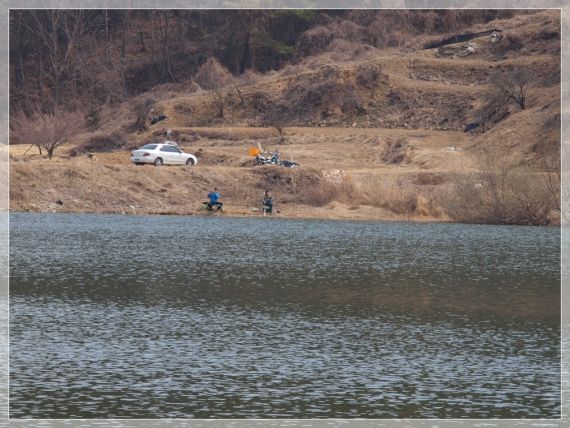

{"left": 1, "top": 1, "right": 567, "bottom": 427}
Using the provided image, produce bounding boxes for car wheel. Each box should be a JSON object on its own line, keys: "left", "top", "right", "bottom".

{"left": 154, "top": 158, "right": 163, "bottom": 166}
{"left": 186, "top": 158, "right": 195, "bottom": 166}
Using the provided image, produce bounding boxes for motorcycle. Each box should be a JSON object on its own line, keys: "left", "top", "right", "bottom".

{"left": 254, "top": 150, "right": 299, "bottom": 168}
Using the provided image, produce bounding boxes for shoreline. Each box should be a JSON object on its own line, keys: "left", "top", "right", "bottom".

{"left": 9, "top": 208, "right": 560, "bottom": 227}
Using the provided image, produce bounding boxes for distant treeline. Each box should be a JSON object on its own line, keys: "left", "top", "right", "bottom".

{"left": 10, "top": 9, "right": 524, "bottom": 113}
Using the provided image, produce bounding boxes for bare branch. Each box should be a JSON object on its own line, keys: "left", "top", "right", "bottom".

{"left": 11, "top": 109, "right": 85, "bottom": 159}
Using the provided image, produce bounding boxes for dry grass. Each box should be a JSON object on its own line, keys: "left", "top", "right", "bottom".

{"left": 443, "top": 153, "right": 559, "bottom": 225}
{"left": 69, "top": 131, "right": 129, "bottom": 156}
{"left": 379, "top": 137, "right": 413, "bottom": 164}
{"left": 414, "top": 172, "right": 446, "bottom": 186}
{"left": 193, "top": 57, "right": 233, "bottom": 90}
{"left": 8, "top": 11, "right": 560, "bottom": 225}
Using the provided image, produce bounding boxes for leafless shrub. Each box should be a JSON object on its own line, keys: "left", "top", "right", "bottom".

{"left": 380, "top": 137, "right": 412, "bottom": 164}
{"left": 493, "top": 34, "right": 524, "bottom": 55}
{"left": 238, "top": 69, "right": 260, "bottom": 86}
{"left": 340, "top": 88, "right": 366, "bottom": 116}
{"left": 331, "top": 20, "right": 367, "bottom": 43}
{"left": 297, "top": 25, "right": 335, "bottom": 56}
{"left": 415, "top": 173, "right": 446, "bottom": 186}
{"left": 249, "top": 91, "right": 273, "bottom": 112}
{"left": 532, "top": 117, "right": 561, "bottom": 215}
{"left": 10, "top": 109, "right": 85, "bottom": 159}
{"left": 181, "top": 80, "right": 202, "bottom": 93}
{"left": 325, "top": 39, "right": 379, "bottom": 61}
{"left": 282, "top": 80, "right": 335, "bottom": 111}
{"left": 273, "top": 124, "right": 285, "bottom": 142}
{"left": 387, "top": 89, "right": 404, "bottom": 105}
{"left": 302, "top": 180, "right": 354, "bottom": 207}
{"left": 539, "top": 29, "right": 560, "bottom": 40}
{"left": 352, "top": 44, "right": 379, "bottom": 59}
{"left": 444, "top": 152, "right": 557, "bottom": 225}
{"left": 356, "top": 63, "right": 383, "bottom": 97}
{"left": 85, "top": 107, "right": 101, "bottom": 131}
{"left": 388, "top": 186, "right": 418, "bottom": 215}
{"left": 359, "top": 179, "right": 420, "bottom": 216}
{"left": 150, "top": 82, "right": 180, "bottom": 94}
{"left": 194, "top": 57, "right": 232, "bottom": 90}
{"left": 365, "top": 11, "right": 434, "bottom": 50}
{"left": 210, "top": 89, "right": 225, "bottom": 118}
{"left": 473, "top": 93, "right": 510, "bottom": 133}
{"left": 490, "top": 69, "right": 532, "bottom": 110}
{"left": 69, "top": 130, "right": 128, "bottom": 156}
{"left": 130, "top": 95, "right": 157, "bottom": 132}
{"left": 280, "top": 64, "right": 305, "bottom": 77}
{"left": 174, "top": 103, "right": 192, "bottom": 115}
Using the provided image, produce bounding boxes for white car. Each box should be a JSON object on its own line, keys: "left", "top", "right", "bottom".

{"left": 131, "top": 143, "right": 198, "bottom": 166}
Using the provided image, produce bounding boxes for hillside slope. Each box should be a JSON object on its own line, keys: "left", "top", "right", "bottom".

{"left": 10, "top": 10, "right": 561, "bottom": 225}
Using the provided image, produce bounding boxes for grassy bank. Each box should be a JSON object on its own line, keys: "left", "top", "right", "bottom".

{"left": 9, "top": 127, "right": 560, "bottom": 225}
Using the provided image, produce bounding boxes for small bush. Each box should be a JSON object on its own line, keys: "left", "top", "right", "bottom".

{"left": 238, "top": 69, "right": 260, "bottom": 86}
{"left": 380, "top": 137, "right": 412, "bottom": 164}
{"left": 493, "top": 35, "right": 524, "bottom": 54}
{"left": 359, "top": 180, "right": 420, "bottom": 216}
{"left": 174, "top": 103, "right": 193, "bottom": 115}
{"left": 130, "top": 95, "right": 157, "bottom": 132}
{"left": 194, "top": 57, "right": 233, "bottom": 90}
{"left": 249, "top": 91, "right": 273, "bottom": 112}
{"left": 415, "top": 173, "right": 446, "bottom": 186}
{"left": 340, "top": 89, "right": 366, "bottom": 116}
{"left": 490, "top": 69, "right": 532, "bottom": 110}
{"left": 297, "top": 25, "right": 335, "bottom": 56}
{"left": 387, "top": 89, "right": 403, "bottom": 105}
{"left": 389, "top": 187, "right": 418, "bottom": 215}
{"left": 182, "top": 80, "right": 202, "bottom": 93}
{"left": 332, "top": 19, "right": 367, "bottom": 43}
{"left": 356, "top": 63, "right": 382, "bottom": 89}
{"left": 539, "top": 30, "right": 559, "bottom": 40}
{"left": 443, "top": 154, "right": 558, "bottom": 225}
{"left": 70, "top": 131, "right": 128, "bottom": 156}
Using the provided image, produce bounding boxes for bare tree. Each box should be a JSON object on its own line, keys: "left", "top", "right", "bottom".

{"left": 130, "top": 96, "right": 156, "bottom": 132}
{"left": 473, "top": 93, "right": 509, "bottom": 133}
{"left": 24, "top": 10, "right": 88, "bottom": 109}
{"left": 210, "top": 89, "right": 225, "bottom": 118}
{"left": 153, "top": 10, "right": 175, "bottom": 82}
{"left": 490, "top": 69, "right": 532, "bottom": 110}
{"left": 11, "top": 109, "right": 85, "bottom": 159}
{"left": 232, "top": 80, "right": 245, "bottom": 106}
{"left": 274, "top": 124, "right": 285, "bottom": 142}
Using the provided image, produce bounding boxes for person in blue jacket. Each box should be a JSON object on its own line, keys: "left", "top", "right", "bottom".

{"left": 262, "top": 189, "right": 273, "bottom": 215}
{"left": 207, "top": 188, "right": 223, "bottom": 211}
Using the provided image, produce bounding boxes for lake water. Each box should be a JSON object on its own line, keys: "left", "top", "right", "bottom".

{"left": 9, "top": 213, "right": 560, "bottom": 419}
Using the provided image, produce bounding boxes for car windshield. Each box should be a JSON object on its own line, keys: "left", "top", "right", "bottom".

{"left": 140, "top": 144, "right": 157, "bottom": 150}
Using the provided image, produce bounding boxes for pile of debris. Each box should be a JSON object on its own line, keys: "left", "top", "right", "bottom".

{"left": 437, "top": 43, "right": 480, "bottom": 58}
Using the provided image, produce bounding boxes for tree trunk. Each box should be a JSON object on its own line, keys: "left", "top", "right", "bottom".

{"left": 239, "top": 29, "right": 250, "bottom": 74}
{"left": 121, "top": 10, "right": 130, "bottom": 97}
